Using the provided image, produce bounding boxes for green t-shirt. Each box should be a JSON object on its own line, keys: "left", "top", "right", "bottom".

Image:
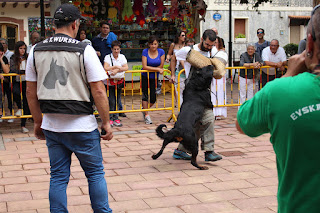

{"left": 237, "top": 72, "right": 320, "bottom": 213}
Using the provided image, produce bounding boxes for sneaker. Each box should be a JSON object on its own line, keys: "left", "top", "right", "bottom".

{"left": 21, "top": 127, "right": 29, "bottom": 133}
{"left": 145, "top": 115, "right": 152, "bottom": 124}
{"left": 119, "top": 113, "right": 127, "bottom": 117}
{"left": 109, "top": 120, "right": 114, "bottom": 127}
{"left": 205, "top": 151, "right": 222, "bottom": 162}
{"left": 113, "top": 119, "right": 123, "bottom": 127}
{"left": 7, "top": 119, "right": 14, "bottom": 123}
{"left": 173, "top": 149, "right": 191, "bottom": 160}
{"left": 15, "top": 109, "right": 22, "bottom": 117}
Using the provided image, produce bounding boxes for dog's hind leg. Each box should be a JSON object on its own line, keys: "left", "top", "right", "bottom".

{"left": 152, "top": 139, "right": 171, "bottom": 160}
{"left": 190, "top": 148, "right": 209, "bottom": 170}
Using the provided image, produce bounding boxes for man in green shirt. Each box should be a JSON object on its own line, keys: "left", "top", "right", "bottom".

{"left": 236, "top": 5, "right": 320, "bottom": 213}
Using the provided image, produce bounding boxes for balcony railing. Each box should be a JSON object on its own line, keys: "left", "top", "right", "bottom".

{"left": 213, "top": 0, "right": 313, "bottom": 7}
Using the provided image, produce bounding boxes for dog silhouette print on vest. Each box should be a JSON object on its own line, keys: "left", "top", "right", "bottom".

{"left": 43, "top": 58, "right": 69, "bottom": 89}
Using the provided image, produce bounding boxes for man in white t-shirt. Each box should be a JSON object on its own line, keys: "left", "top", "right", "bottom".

{"left": 261, "top": 39, "right": 287, "bottom": 87}
{"left": 26, "top": 4, "right": 113, "bottom": 213}
{"left": 172, "top": 29, "right": 223, "bottom": 162}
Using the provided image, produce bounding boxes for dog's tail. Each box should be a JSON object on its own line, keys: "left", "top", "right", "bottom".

{"left": 156, "top": 124, "right": 167, "bottom": 139}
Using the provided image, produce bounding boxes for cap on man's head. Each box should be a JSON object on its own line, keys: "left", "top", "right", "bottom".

{"left": 54, "top": 4, "right": 84, "bottom": 23}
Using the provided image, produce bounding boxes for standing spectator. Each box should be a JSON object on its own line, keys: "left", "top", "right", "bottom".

{"left": 0, "top": 38, "right": 14, "bottom": 60}
{"left": 239, "top": 43, "right": 264, "bottom": 104}
{"left": 92, "top": 22, "right": 117, "bottom": 64}
{"left": 173, "top": 29, "right": 222, "bottom": 162}
{"left": 26, "top": 4, "right": 113, "bottom": 212}
{"left": 255, "top": 28, "right": 270, "bottom": 57}
{"left": 141, "top": 35, "right": 165, "bottom": 124}
{"left": 212, "top": 37, "right": 228, "bottom": 120}
{"left": 79, "top": 29, "right": 92, "bottom": 45}
{"left": 27, "top": 31, "right": 40, "bottom": 54}
{"left": 166, "top": 30, "right": 186, "bottom": 62}
{"left": 236, "top": 5, "right": 320, "bottom": 212}
{"left": 0, "top": 39, "right": 14, "bottom": 122}
{"left": 10, "top": 41, "right": 29, "bottom": 133}
{"left": 261, "top": 39, "right": 287, "bottom": 87}
{"left": 0, "top": 43, "right": 9, "bottom": 122}
{"left": 168, "top": 31, "right": 186, "bottom": 106}
{"left": 104, "top": 40, "right": 128, "bottom": 127}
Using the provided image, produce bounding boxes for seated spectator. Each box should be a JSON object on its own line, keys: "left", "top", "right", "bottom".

{"left": 141, "top": 35, "right": 165, "bottom": 124}
{"left": 104, "top": 40, "right": 128, "bottom": 127}
{"left": 261, "top": 39, "right": 287, "bottom": 87}
{"left": 239, "top": 43, "right": 264, "bottom": 104}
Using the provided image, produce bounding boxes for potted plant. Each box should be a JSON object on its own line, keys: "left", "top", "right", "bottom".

{"left": 235, "top": 33, "right": 246, "bottom": 43}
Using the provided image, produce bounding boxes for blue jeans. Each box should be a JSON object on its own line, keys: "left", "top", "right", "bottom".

{"left": 43, "top": 129, "right": 112, "bottom": 213}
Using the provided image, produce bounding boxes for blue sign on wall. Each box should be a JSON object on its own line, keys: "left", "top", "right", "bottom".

{"left": 213, "top": 12, "right": 222, "bottom": 21}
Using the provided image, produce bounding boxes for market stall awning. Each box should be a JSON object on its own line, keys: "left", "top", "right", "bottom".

{"left": 289, "top": 15, "right": 310, "bottom": 26}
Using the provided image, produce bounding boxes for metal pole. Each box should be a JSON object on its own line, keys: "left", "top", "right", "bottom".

{"left": 228, "top": 0, "right": 233, "bottom": 67}
{"left": 40, "top": 0, "right": 45, "bottom": 37}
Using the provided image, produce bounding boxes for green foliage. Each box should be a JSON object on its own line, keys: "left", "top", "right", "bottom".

{"left": 235, "top": 33, "right": 246, "bottom": 38}
{"left": 283, "top": 43, "right": 298, "bottom": 57}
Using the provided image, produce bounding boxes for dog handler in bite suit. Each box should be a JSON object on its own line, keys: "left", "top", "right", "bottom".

{"left": 171, "top": 29, "right": 223, "bottom": 162}
{"left": 26, "top": 4, "right": 113, "bottom": 212}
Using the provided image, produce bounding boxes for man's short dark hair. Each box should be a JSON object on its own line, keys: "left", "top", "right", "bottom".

{"left": 100, "top": 21, "right": 110, "bottom": 28}
{"left": 111, "top": 40, "right": 121, "bottom": 48}
{"left": 202, "top": 29, "right": 217, "bottom": 42}
{"left": 257, "top": 28, "right": 265, "bottom": 33}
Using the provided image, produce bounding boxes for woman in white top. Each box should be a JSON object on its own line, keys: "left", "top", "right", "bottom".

{"left": 104, "top": 40, "right": 128, "bottom": 127}
{"left": 211, "top": 37, "right": 228, "bottom": 119}
{"left": 10, "top": 41, "right": 29, "bottom": 133}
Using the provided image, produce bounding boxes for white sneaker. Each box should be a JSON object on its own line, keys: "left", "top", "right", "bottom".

{"left": 7, "top": 119, "right": 14, "bottom": 123}
{"left": 15, "top": 109, "right": 22, "bottom": 117}
{"left": 145, "top": 115, "right": 152, "bottom": 124}
{"left": 21, "top": 127, "right": 29, "bottom": 133}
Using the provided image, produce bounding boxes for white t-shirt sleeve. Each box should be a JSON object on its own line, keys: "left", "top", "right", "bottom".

{"left": 176, "top": 46, "right": 191, "bottom": 61}
{"left": 84, "top": 45, "right": 108, "bottom": 82}
{"left": 104, "top": 54, "right": 112, "bottom": 65}
{"left": 25, "top": 45, "right": 37, "bottom": 82}
{"left": 121, "top": 54, "right": 128, "bottom": 65}
{"left": 261, "top": 47, "right": 270, "bottom": 62}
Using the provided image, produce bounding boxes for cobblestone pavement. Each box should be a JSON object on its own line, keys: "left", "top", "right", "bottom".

{"left": 0, "top": 106, "right": 277, "bottom": 213}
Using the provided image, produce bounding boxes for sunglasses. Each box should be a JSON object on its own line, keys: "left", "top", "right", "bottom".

{"left": 311, "top": 4, "right": 320, "bottom": 41}
{"left": 257, "top": 31, "right": 264, "bottom": 34}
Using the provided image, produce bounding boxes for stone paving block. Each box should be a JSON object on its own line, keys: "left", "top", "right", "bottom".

{"left": 229, "top": 157, "right": 273, "bottom": 165}
{"left": 111, "top": 188, "right": 163, "bottom": 201}
{"left": 114, "top": 166, "right": 158, "bottom": 176}
{"left": 67, "top": 195, "right": 91, "bottom": 206}
{"left": 260, "top": 162, "right": 277, "bottom": 169}
{"left": 180, "top": 201, "right": 241, "bottom": 213}
{"left": 0, "top": 202, "right": 7, "bottom": 212}
{"left": 239, "top": 186, "right": 278, "bottom": 197}
{"left": 127, "top": 207, "right": 185, "bottom": 213}
{"left": 0, "top": 164, "right": 22, "bottom": 172}
{"left": 214, "top": 171, "right": 261, "bottom": 181}
{"left": 104, "top": 156, "right": 142, "bottom": 163}
{"left": 224, "top": 164, "right": 268, "bottom": 173}
{"left": 0, "top": 185, "right": 4, "bottom": 193}
{"left": 109, "top": 199, "right": 150, "bottom": 212}
{"left": 115, "top": 149, "right": 152, "bottom": 157}
{"left": 107, "top": 183, "right": 131, "bottom": 192}
{"left": 0, "top": 191, "right": 32, "bottom": 202}
{"left": 23, "top": 162, "right": 50, "bottom": 170}
{"left": 5, "top": 182, "right": 49, "bottom": 193}
{"left": 127, "top": 179, "right": 175, "bottom": 190}
{"left": 144, "top": 194, "right": 200, "bottom": 208}
{"left": 171, "top": 175, "right": 219, "bottom": 186}
{"left": 246, "top": 177, "right": 278, "bottom": 187}
{"left": 204, "top": 180, "right": 255, "bottom": 191}
{"left": 3, "top": 169, "right": 47, "bottom": 178}
{"left": 19, "top": 152, "right": 49, "bottom": 159}
{"left": 245, "top": 146, "right": 274, "bottom": 152}
{"left": 0, "top": 154, "right": 19, "bottom": 160}
{"left": 219, "top": 142, "right": 253, "bottom": 149}
{"left": 27, "top": 175, "right": 50, "bottom": 183}
{"left": 128, "top": 145, "right": 161, "bottom": 151}
{"left": 193, "top": 189, "right": 249, "bottom": 203}
{"left": 67, "top": 204, "right": 94, "bottom": 213}
{"left": 141, "top": 171, "right": 188, "bottom": 181}
{"left": 116, "top": 137, "right": 150, "bottom": 143}
{"left": 1, "top": 158, "right": 41, "bottom": 166}
{"left": 0, "top": 176, "right": 27, "bottom": 185}
{"left": 7, "top": 199, "right": 49, "bottom": 212}
{"left": 70, "top": 171, "right": 86, "bottom": 179}
{"left": 182, "top": 166, "right": 229, "bottom": 177}
{"left": 128, "top": 159, "right": 169, "bottom": 168}
{"left": 158, "top": 184, "right": 211, "bottom": 196}
{"left": 253, "top": 169, "right": 278, "bottom": 178}
{"left": 230, "top": 196, "right": 277, "bottom": 210}
{"left": 106, "top": 142, "right": 141, "bottom": 148}
{"left": 31, "top": 187, "right": 82, "bottom": 199}
{"left": 106, "top": 174, "right": 145, "bottom": 184}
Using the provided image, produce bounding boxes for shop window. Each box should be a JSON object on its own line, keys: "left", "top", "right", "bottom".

{"left": 234, "top": 18, "right": 248, "bottom": 42}
{"left": 0, "top": 24, "right": 17, "bottom": 50}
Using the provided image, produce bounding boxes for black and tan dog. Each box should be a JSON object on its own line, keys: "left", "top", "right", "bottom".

{"left": 152, "top": 65, "right": 214, "bottom": 170}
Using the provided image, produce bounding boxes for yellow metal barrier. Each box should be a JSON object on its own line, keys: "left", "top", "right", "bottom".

{"left": 0, "top": 70, "right": 177, "bottom": 122}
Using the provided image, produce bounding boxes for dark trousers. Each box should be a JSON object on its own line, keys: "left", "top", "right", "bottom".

{"left": 108, "top": 85, "right": 121, "bottom": 121}
{"left": 13, "top": 81, "right": 30, "bottom": 127}
{"left": 2, "top": 82, "right": 13, "bottom": 112}
{"left": 141, "top": 75, "right": 157, "bottom": 104}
